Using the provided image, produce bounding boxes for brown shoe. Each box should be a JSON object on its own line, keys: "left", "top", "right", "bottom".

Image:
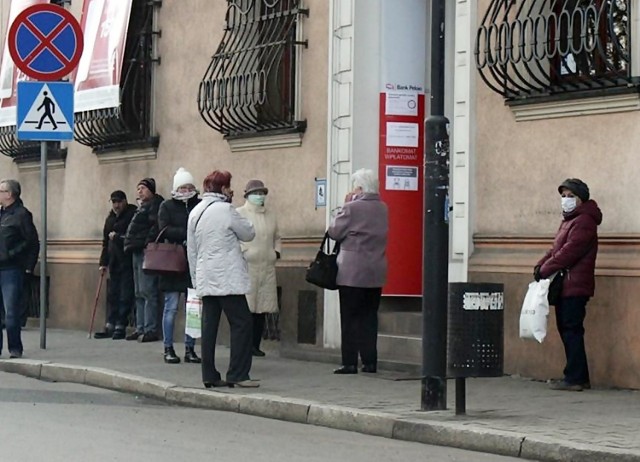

{"left": 549, "top": 380, "right": 583, "bottom": 392}
{"left": 228, "top": 379, "right": 260, "bottom": 388}
{"left": 125, "top": 331, "right": 141, "bottom": 341}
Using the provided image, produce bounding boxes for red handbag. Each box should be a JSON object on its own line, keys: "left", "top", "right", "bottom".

{"left": 142, "top": 227, "right": 188, "bottom": 275}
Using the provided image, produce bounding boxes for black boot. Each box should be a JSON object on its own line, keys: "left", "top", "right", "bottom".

{"left": 164, "top": 347, "right": 180, "bottom": 364}
{"left": 184, "top": 347, "right": 201, "bottom": 363}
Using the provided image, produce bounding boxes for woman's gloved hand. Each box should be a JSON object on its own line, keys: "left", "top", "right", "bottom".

{"left": 533, "top": 265, "right": 542, "bottom": 282}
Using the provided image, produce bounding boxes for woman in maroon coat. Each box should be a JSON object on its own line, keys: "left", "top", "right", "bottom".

{"left": 534, "top": 178, "right": 602, "bottom": 391}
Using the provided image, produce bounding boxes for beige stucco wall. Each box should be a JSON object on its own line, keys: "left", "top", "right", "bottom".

{"left": 0, "top": 1, "right": 329, "bottom": 332}
{"left": 471, "top": 0, "right": 640, "bottom": 389}
{"left": 2, "top": 1, "right": 328, "bottom": 239}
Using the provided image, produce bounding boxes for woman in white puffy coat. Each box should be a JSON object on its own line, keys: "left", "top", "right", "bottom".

{"left": 237, "top": 179, "right": 281, "bottom": 357}
{"left": 187, "top": 170, "right": 258, "bottom": 389}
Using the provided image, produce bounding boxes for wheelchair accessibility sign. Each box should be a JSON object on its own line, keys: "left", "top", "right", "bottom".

{"left": 17, "top": 81, "right": 74, "bottom": 141}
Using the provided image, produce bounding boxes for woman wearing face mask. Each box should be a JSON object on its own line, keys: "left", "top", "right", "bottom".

{"left": 157, "top": 168, "right": 202, "bottom": 364}
{"left": 534, "top": 178, "right": 602, "bottom": 392}
{"left": 237, "top": 180, "right": 281, "bottom": 357}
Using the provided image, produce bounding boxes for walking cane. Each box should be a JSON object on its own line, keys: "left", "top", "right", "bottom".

{"left": 87, "top": 271, "right": 106, "bottom": 339}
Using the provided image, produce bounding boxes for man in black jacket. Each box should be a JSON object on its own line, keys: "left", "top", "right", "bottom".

{"left": 124, "top": 178, "right": 164, "bottom": 342}
{"left": 0, "top": 179, "right": 39, "bottom": 358}
{"left": 94, "top": 191, "right": 137, "bottom": 340}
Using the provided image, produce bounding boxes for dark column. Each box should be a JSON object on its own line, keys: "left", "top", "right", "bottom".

{"left": 421, "top": 0, "right": 449, "bottom": 411}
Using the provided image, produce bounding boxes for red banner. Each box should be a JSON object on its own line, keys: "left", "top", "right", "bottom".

{"left": 74, "top": 0, "right": 132, "bottom": 112}
{"left": 378, "top": 89, "right": 425, "bottom": 296}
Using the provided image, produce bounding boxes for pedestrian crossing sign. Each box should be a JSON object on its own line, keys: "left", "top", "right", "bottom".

{"left": 17, "top": 81, "right": 74, "bottom": 141}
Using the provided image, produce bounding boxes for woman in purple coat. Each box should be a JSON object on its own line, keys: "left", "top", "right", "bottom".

{"left": 328, "top": 169, "right": 388, "bottom": 374}
{"left": 534, "top": 178, "right": 602, "bottom": 392}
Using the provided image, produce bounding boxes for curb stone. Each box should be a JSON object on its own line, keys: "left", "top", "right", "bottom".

{"left": 238, "top": 394, "right": 312, "bottom": 424}
{"left": 166, "top": 386, "right": 242, "bottom": 412}
{"left": 307, "top": 404, "right": 398, "bottom": 438}
{"left": 41, "top": 363, "right": 87, "bottom": 384}
{"left": 2, "top": 360, "right": 640, "bottom": 462}
{"left": 0, "top": 359, "right": 47, "bottom": 379}
{"left": 520, "top": 436, "right": 640, "bottom": 462}
{"left": 392, "top": 418, "right": 524, "bottom": 457}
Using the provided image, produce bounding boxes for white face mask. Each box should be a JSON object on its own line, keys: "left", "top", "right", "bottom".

{"left": 561, "top": 197, "right": 577, "bottom": 213}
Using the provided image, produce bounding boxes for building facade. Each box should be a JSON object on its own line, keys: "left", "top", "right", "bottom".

{"left": 1, "top": 0, "right": 637, "bottom": 389}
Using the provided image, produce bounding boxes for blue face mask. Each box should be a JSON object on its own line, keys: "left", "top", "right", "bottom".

{"left": 247, "top": 194, "right": 265, "bottom": 206}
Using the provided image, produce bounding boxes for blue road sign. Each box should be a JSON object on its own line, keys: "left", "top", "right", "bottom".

{"left": 17, "top": 81, "right": 74, "bottom": 141}
{"left": 8, "top": 4, "right": 84, "bottom": 81}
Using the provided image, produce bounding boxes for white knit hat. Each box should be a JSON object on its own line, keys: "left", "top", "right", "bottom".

{"left": 173, "top": 167, "right": 195, "bottom": 191}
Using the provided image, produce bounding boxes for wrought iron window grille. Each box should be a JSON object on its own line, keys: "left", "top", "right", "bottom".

{"left": 74, "top": 0, "right": 160, "bottom": 154}
{"left": 198, "top": 0, "right": 309, "bottom": 138}
{"left": 475, "top": 0, "right": 635, "bottom": 102}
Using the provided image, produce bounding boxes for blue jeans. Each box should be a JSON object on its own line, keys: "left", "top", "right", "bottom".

{"left": 132, "top": 252, "right": 159, "bottom": 334}
{"left": 0, "top": 268, "right": 24, "bottom": 355}
{"left": 162, "top": 291, "right": 194, "bottom": 349}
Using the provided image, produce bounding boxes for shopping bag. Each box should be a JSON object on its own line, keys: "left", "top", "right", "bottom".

{"left": 519, "top": 279, "right": 551, "bottom": 343}
{"left": 185, "top": 288, "right": 202, "bottom": 339}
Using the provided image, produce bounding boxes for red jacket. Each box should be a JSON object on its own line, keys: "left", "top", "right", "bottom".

{"left": 537, "top": 200, "right": 602, "bottom": 298}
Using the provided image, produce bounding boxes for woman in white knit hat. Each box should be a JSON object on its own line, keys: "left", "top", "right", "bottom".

{"left": 157, "top": 168, "right": 202, "bottom": 364}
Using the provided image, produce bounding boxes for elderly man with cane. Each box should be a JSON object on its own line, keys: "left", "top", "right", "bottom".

{"left": 94, "top": 191, "right": 137, "bottom": 339}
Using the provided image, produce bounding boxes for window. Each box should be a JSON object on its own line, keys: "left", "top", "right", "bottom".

{"left": 198, "top": 0, "right": 308, "bottom": 139}
{"left": 73, "top": 0, "right": 160, "bottom": 154}
{"left": 475, "top": 0, "right": 632, "bottom": 102}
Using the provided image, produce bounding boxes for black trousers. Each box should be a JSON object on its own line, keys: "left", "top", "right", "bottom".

{"left": 252, "top": 313, "right": 265, "bottom": 350}
{"left": 338, "top": 286, "right": 382, "bottom": 367}
{"left": 555, "top": 296, "right": 590, "bottom": 385}
{"left": 106, "top": 267, "right": 134, "bottom": 329}
{"left": 201, "top": 295, "right": 253, "bottom": 383}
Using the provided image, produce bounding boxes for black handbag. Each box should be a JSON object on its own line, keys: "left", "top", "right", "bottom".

{"left": 547, "top": 270, "right": 566, "bottom": 306}
{"left": 305, "top": 232, "right": 340, "bottom": 290}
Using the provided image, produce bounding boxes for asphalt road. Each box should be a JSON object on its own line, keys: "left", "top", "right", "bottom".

{"left": 0, "top": 372, "right": 533, "bottom": 462}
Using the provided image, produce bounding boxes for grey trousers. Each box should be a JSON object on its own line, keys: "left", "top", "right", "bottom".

{"left": 201, "top": 295, "right": 253, "bottom": 384}
{"left": 132, "top": 251, "right": 159, "bottom": 334}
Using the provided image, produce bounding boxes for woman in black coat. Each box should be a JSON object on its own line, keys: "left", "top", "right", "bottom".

{"left": 158, "top": 168, "right": 201, "bottom": 364}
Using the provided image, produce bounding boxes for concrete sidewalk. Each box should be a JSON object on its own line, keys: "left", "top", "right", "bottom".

{"left": 1, "top": 329, "right": 639, "bottom": 462}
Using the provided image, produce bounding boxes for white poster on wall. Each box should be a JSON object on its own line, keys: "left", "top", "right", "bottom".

{"left": 385, "top": 91, "right": 418, "bottom": 116}
{"left": 386, "top": 122, "right": 419, "bottom": 147}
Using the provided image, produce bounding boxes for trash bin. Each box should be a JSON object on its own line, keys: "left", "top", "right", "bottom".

{"left": 447, "top": 282, "right": 504, "bottom": 378}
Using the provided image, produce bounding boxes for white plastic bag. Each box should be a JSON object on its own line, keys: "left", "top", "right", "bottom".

{"left": 519, "top": 279, "right": 551, "bottom": 343}
{"left": 185, "top": 288, "right": 202, "bottom": 339}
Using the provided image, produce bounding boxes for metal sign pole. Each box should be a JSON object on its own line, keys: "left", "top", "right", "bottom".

{"left": 7, "top": 4, "right": 82, "bottom": 351}
{"left": 39, "top": 141, "right": 47, "bottom": 349}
